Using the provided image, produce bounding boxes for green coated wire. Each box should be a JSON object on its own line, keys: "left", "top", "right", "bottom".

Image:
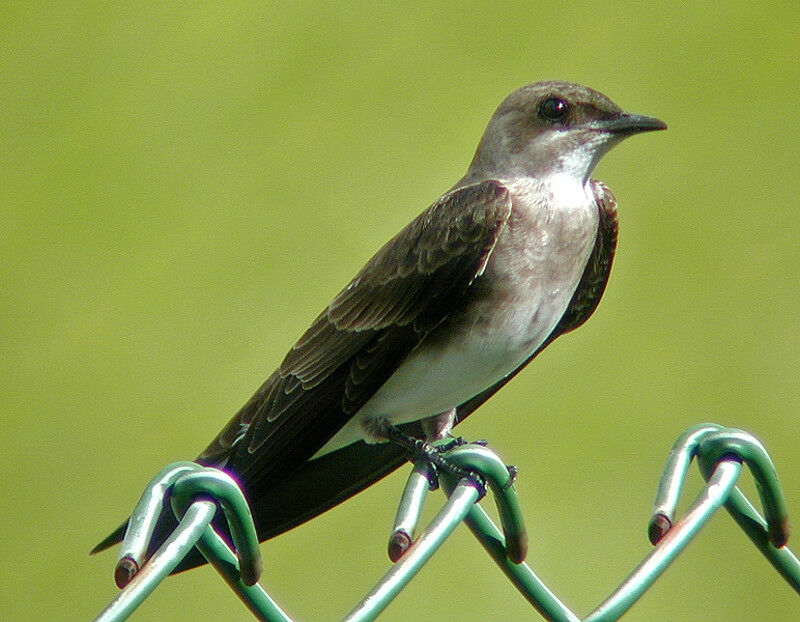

{"left": 170, "top": 468, "right": 264, "bottom": 586}
{"left": 93, "top": 424, "right": 800, "bottom": 622}
{"left": 96, "top": 499, "right": 217, "bottom": 622}
{"left": 344, "top": 481, "right": 482, "bottom": 622}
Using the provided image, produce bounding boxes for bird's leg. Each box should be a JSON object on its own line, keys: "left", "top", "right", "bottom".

{"left": 421, "top": 410, "right": 518, "bottom": 482}
{"left": 372, "top": 416, "right": 485, "bottom": 493}
{"left": 420, "top": 409, "right": 457, "bottom": 444}
{"left": 421, "top": 408, "right": 486, "bottom": 453}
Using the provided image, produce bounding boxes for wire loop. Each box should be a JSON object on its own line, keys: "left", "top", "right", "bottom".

{"left": 95, "top": 424, "right": 800, "bottom": 622}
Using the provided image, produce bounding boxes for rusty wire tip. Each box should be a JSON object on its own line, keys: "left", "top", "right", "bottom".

{"left": 648, "top": 513, "right": 672, "bottom": 545}
{"left": 769, "top": 517, "right": 791, "bottom": 549}
{"left": 114, "top": 556, "right": 139, "bottom": 589}
{"left": 506, "top": 534, "right": 527, "bottom": 564}
{"left": 239, "top": 557, "right": 262, "bottom": 587}
{"left": 388, "top": 531, "right": 413, "bottom": 563}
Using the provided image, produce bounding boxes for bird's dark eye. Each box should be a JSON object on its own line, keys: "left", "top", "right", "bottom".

{"left": 538, "top": 98, "right": 570, "bottom": 123}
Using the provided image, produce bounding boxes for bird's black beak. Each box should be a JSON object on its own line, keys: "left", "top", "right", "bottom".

{"left": 599, "top": 113, "right": 667, "bottom": 135}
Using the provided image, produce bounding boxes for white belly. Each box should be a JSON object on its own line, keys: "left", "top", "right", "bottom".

{"left": 314, "top": 175, "right": 599, "bottom": 457}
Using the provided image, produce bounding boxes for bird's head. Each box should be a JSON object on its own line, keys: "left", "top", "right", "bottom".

{"left": 468, "top": 81, "right": 666, "bottom": 183}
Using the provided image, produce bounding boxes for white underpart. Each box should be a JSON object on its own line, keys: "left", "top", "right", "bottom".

{"left": 313, "top": 171, "right": 599, "bottom": 458}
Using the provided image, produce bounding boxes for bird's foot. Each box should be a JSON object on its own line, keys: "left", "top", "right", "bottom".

{"left": 377, "top": 422, "right": 487, "bottom": 494}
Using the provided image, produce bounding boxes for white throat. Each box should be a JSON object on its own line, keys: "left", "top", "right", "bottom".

{"left": 543, "top": 171, "right": 592, "bottom": 209}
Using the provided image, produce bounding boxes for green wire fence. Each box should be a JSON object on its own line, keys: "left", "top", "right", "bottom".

{"left": 93, "top": 423, "right": 800, "bottom": 621}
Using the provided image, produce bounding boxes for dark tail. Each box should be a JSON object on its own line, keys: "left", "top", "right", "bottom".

{"left": 90, "top": 520, "right": 128, "bottom": 555}
{"left": 90, "top": 424, "right": 428, "bottom": 574}
{"left": 91, "top": 508, "right": 210, "bottom": 572}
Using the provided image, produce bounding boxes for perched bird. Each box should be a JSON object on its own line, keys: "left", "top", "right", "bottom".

{"left": 94, "top": 81, "right": 665, "bottom": 574}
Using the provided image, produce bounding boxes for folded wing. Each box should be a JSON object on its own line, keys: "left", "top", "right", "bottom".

{"left": 199, "top": 180, "right": 513, "bottom": 494}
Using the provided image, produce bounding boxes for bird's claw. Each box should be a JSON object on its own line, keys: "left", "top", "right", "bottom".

{"left": 505, "top": 464, "right": 519, "bottom": 485}
{"left": 380, "top": 424, "right": 487, "bottom": 495}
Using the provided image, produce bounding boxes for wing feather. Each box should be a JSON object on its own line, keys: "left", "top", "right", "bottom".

{"left": 198, "top": 180, "right": 512, "bottom": 490}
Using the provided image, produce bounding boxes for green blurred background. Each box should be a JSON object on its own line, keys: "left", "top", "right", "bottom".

{"left": 2, "top": 2, "right": 799, "bottom": 621}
